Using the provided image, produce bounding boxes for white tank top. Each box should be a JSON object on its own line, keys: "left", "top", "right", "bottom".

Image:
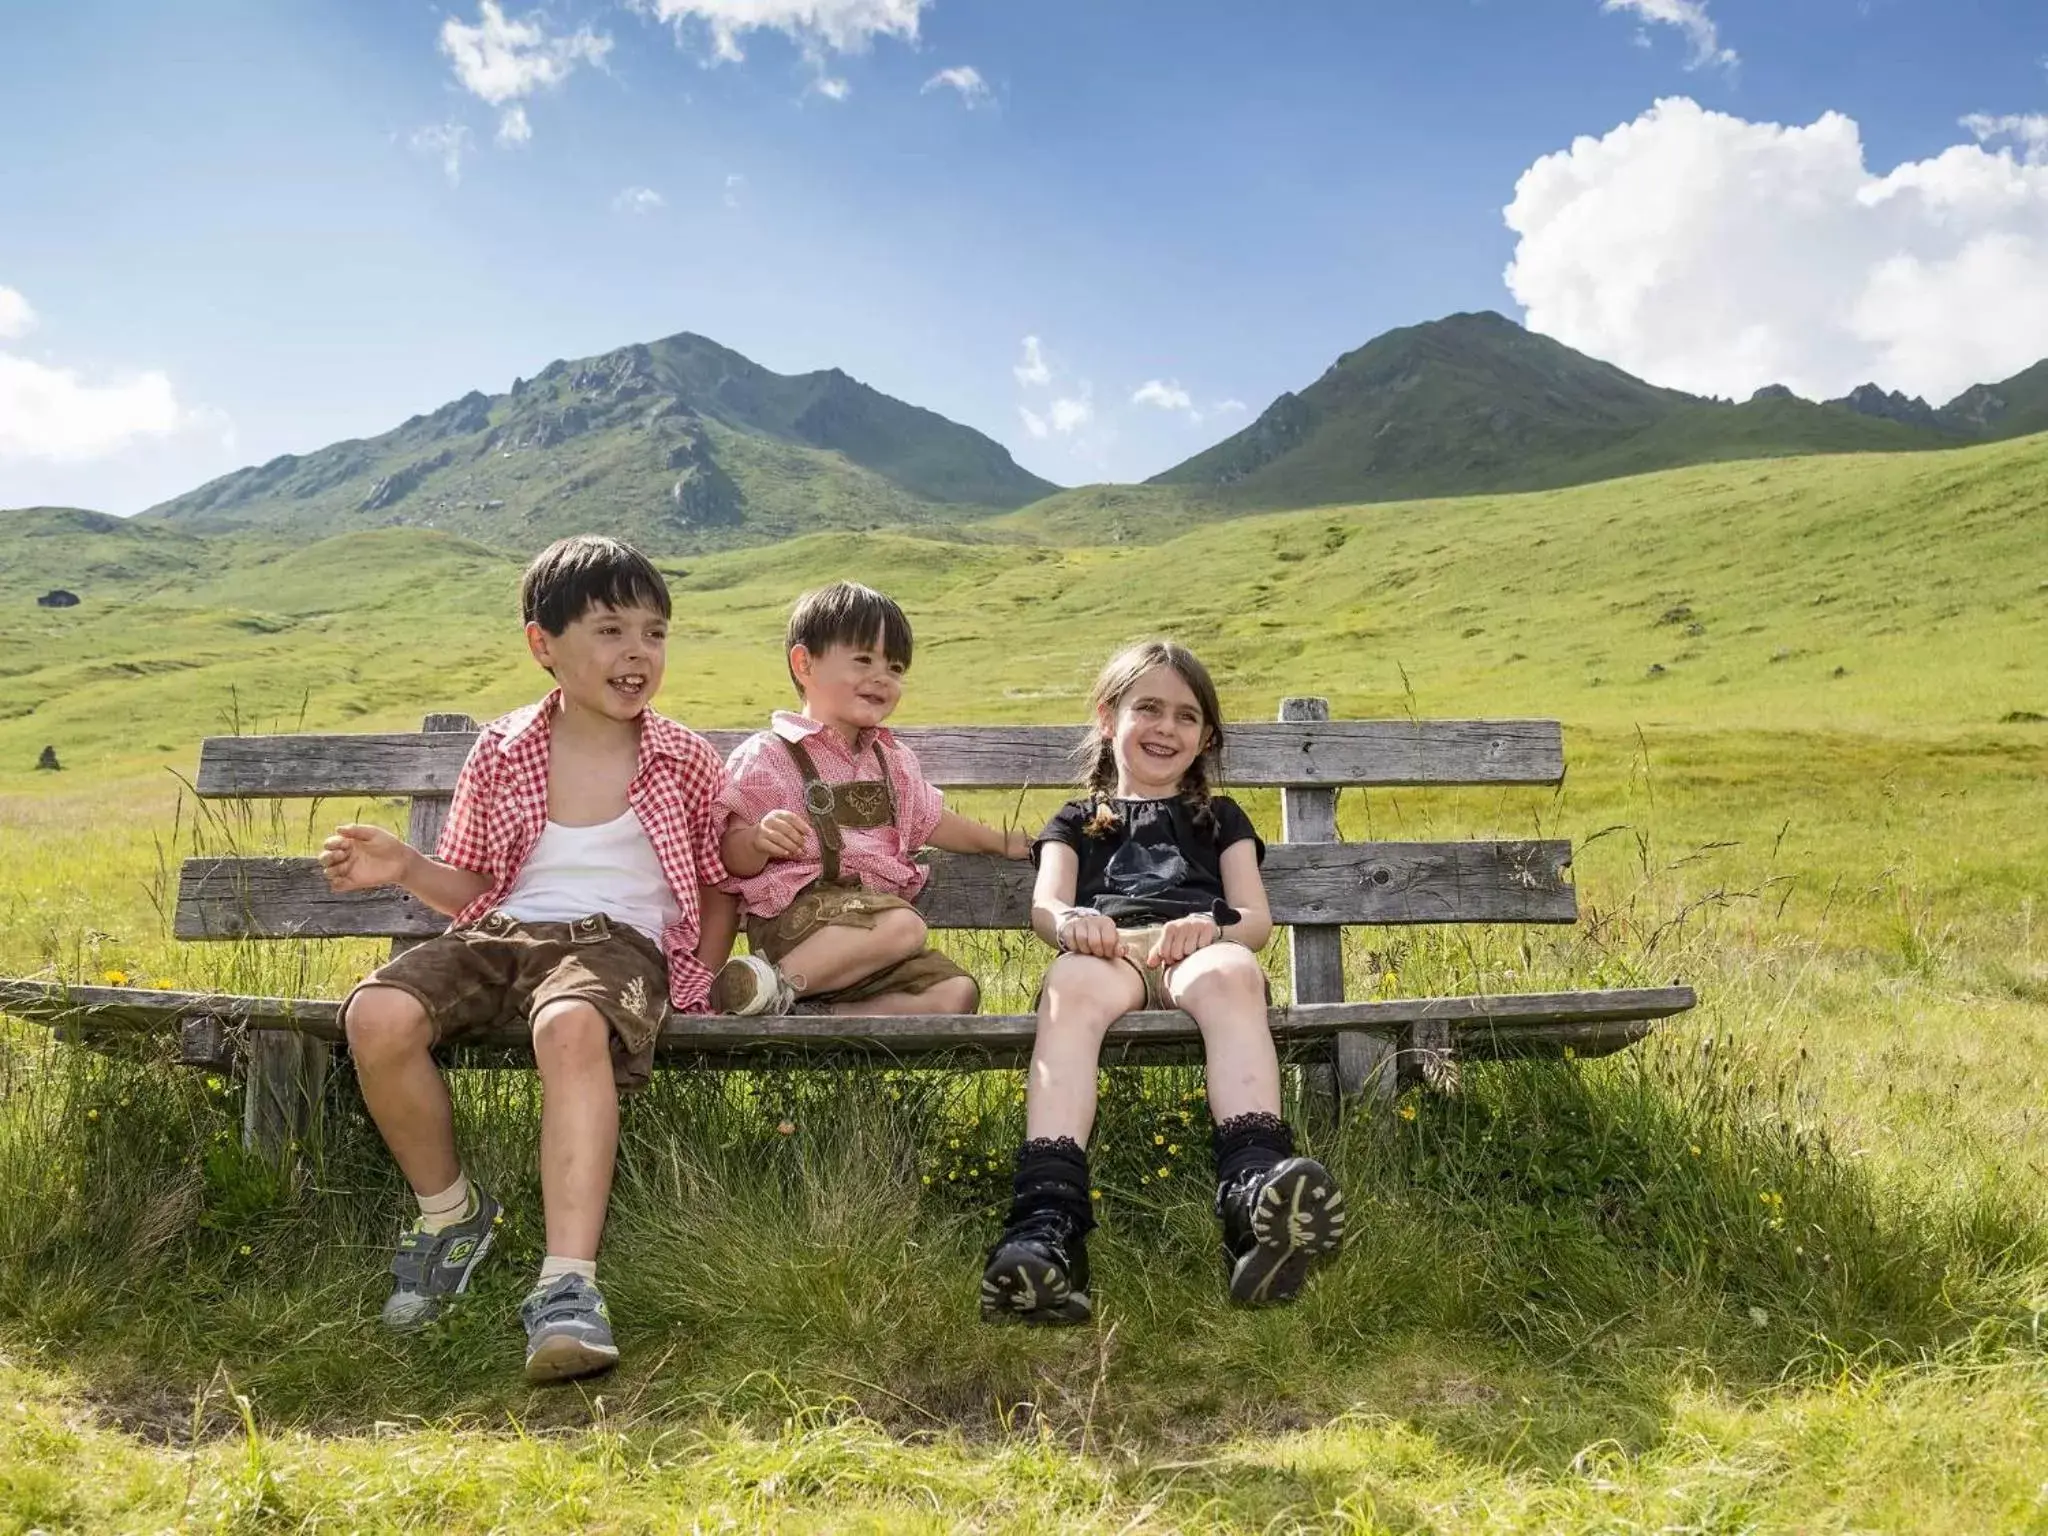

{"left": 496, "top": 809, "right": 680, "bottom": 947}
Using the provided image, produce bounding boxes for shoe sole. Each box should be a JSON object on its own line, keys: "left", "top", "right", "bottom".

{"left": 524, "top": 1332, "right": 621, "bottom": 1384}
{"left": 979, "top": 1248, "right": 1092, "bottom": 1326}
{"left": 710, "top": 958, "right": 781, "bottom": 1017}
{"left": 380, "top": 1206, "right": 500, "bottom": 1334}
{"left": 1230, "top": 1158, "right": 1346, "bottom": 1307}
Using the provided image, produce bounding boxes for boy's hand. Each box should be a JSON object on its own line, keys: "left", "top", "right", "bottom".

{"left": 750, "top": 809, "right": 809, "bottom": 863}
{"left": 1002, "top": 828, "right": 1032, "bottom": 860}
{"left": 320, "top": 824, "right": 415, "bottom": 892}
{"left": 1055, "top": 909, "right": 1122, "bottom": 959}
{"left": 1153, "top": 912, "right": 1222, "bottom": 966}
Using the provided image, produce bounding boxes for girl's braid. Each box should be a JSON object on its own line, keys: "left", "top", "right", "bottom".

{"left": 1083, "top": 735, "right": 1122, "bottom": 838}
{"left": 1180, "top": 748, "right": 1217, "bottom": 836}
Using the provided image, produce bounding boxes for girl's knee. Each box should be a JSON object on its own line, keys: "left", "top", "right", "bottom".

{"left": 343, "top": 987, "right": 431, "bottom": 1063}
{"left": 1176, "top": 945, "right": 1268, "bottom": 1008}
{"left": 1039, "top": 954, "right": 1135, "bottom": 1031}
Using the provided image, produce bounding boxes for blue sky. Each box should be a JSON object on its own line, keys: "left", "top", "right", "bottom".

{"left": 3, "top": 0, "right": 2046, "bottom": 513}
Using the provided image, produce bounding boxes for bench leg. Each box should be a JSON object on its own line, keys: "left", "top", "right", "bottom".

{"left": 244, "top": 1034, "right": 329, "bottom": 1160}
{"left": 1334, "top": 1030, "right": 1398, "bottom": 1119}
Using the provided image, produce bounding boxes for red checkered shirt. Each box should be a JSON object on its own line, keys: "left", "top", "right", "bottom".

{"left": 716, "top": 712, "right": 946, "bottom": 919}
{"left": 436, "top": 691, "right": 731, "bottom": 1011}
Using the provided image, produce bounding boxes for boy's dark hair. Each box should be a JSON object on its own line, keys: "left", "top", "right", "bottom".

{"left": 785, "top": 581, "right": 913, "bottom": 694}
{"left": 521, "top": 535, "right": 671, "bottom": 636}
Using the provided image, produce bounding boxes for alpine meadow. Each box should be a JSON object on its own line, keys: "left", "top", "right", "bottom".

{"left": 2, "top": 418, "right": 2045, "bottom": 1529}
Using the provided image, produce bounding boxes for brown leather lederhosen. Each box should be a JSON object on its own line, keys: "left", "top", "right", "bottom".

{"left": 741, "top": 735, "right": 970, "bottom": 1004}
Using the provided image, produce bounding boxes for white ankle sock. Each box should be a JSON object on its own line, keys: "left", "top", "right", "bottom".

{"left": 416, "top": 1173, "right": 472, "bottom": 1233}
{"left": 538, "top": 1255, "right": 598, "bottom": 1287}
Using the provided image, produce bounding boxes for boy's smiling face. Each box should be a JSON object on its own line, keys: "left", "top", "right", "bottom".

{"left": 792, "top": 628, "right": 905, "bottom": 740}
{"left": 526, "top": 600, "right": 668, "bottom": 723}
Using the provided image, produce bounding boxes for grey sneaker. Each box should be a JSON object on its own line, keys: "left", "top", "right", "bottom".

{"left": 520, "top": 1274, "right": 620, "bottom": 1384}
{"left": 380, "top": 1186, "right": 502, "bottom": 1332}
{"left": 711, "top": 954, "right": 799, "bottom": 1016}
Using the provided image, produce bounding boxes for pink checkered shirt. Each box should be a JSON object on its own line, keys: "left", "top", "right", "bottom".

{"left": 716, "top": 712, "right": 946, "bottom": 919}
{"left": 436, "top": 691, "right": 731, "bottom": 1011}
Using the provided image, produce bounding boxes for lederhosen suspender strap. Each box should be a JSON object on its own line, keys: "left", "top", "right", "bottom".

{"left": 779, "top": 736, "right": 899, "bottom": 885}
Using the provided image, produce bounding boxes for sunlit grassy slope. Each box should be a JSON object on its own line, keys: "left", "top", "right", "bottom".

{"left": 2, "top": 433, "right": 2045, "bottom": 1533}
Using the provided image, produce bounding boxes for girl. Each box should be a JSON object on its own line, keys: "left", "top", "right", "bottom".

{"left": 980, "top": 640, "right": 1346, "bottom": 1324}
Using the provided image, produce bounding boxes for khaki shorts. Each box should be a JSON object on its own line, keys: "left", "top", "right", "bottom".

{"left": 345, "top": 910, "right": 670, "bottom": 1090}
{"left": 745, "top": 879, "right": 971, "bottom": 1007}
{"left": 1045, "top": 926, "right": 1272, "bottom": 1012}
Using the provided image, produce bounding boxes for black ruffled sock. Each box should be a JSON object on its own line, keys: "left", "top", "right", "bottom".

{"left": 1212, "top": 1111, "right": 1295, "bottom": 1184}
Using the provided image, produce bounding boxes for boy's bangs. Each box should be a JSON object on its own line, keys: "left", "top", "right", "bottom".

{"left": 789, "top": 583, "right": 915, "bottom": 669}
{"left": 522, "top": 536, "right": 672, "bottom": 633}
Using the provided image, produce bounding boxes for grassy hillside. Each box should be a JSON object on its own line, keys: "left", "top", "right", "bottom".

{"left": 3, "top": 434, "right": 2045, "bottom": 1530}
{"left": 1151, "top": 311, "right": 1970, "bottom": 510}
{"left": 141, "top": 332, "right": 1057, "bottom": 554}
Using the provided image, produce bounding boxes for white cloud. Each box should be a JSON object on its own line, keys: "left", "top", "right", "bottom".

{"left": 922, "top": 65, "right": 988, "bottom": 107}
{"left": 0, "top": 288, "right": 214, "bottom": 464}
{"left": 1600, "top": 0, "right": 1737, "bottom": 72}
{"left": 0, "top": 286, "right": 35, "bottom": 340}
{"left": 1963, "top": 112, "right": 2048, "bottom": 166}
{"left": 1013, "top": 335, "right": 1051, "bottom": 387}
{"left": 1049, "top": 391, "right": 1093, "bottom": 434}
{"left": 813, "top": 73, "right": 851, "bottom": 100}
{"left": 635, "top": 0, "right": 927, "bottom": 65}
{"left": 496, "top": 104, "right": 533, "bottom": 146}
{"left": 724, "top": 171, "right": 747, "bottom": 208}
{"left": 1131, "top": 379, "right": 1194, "bottom": 413}
{"left": 614, "top": 185, "right": 665, "bottom": 214}
{"left": 1212, "top": 398, "right": 1247, "bottom": 415}
{"left": 440, "top": 1, "right": 611, "bottom": 106}
{"left": 1019, "top": 405, "right": 1048, "bottom": 439}
{"left": 411, "top": 123, "right": 473, "bottom": 185}
{"left": 1504, "top": 97, "right": 2048, "bottom": 406}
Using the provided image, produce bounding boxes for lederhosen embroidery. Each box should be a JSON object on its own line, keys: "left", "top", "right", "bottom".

{"left": 779, "top": 736, "right": 898, "bottom": 885}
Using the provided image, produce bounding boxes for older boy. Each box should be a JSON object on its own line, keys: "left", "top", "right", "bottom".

{"left": 711, "top": 581, "right": 1025, "bottom": 1017}
{"left": 320, "top": 535, "right": 733, "bottom": 1384}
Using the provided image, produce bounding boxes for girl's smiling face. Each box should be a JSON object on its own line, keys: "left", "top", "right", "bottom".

{"left": 1102, "top": 663, "right": 1211, "bottom": 797}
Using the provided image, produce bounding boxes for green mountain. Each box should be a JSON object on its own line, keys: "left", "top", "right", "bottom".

{"left": 1938, "top": 358, "right": 2048, "bottom": 439}
{"left": 142, "top": 333, "right": 1058, "bottom": 551}
{"left": 1148, "top": 311, "right": 2000, "bottom": 508}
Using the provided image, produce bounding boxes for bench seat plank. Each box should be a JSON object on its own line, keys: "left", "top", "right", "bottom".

{"left": 172, "top": 841, "right": 1579, "bottom": 941}
{"left": 195, "top": 719, "right": 1566, "bottom": 797}
{"left": 3, "top": 980, "right": 1694, "bottom": 1066}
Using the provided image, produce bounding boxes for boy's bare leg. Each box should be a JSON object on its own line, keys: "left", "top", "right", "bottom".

{"left": 830, "top": 974, "right": 980, "bottom": 1016}
{"left": 531, "top": 1000, "right": 618, "bottom": 1262}
{"left": 1025, "top": 954, "right": 1146, "bottom": 1142}
{"left": 345, "top": 985, "right": 461, "bottom": 1195}
{"left": 774, "top": 908, "right": 929, "bottom": 995}
{"left": 1168, "top": 945, "right": 1282, "bottom": 1122}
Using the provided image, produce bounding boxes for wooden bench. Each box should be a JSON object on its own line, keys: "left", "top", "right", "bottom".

{"left": 0, "top": 700, "right": 1696, "bottom": 1156}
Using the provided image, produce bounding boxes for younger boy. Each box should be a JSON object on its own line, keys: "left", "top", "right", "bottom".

{"left": 319, "top": 535, "right": 733, "bottom": 1384}
{"left": 712, "top": 581, "right": 1026, "bottom": 1016}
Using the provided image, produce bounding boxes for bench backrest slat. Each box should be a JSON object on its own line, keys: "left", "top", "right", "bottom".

{"left": 194, "top": 719, "right": 1565, "bottom": 797}
{"left": 173, "top": 839, "right": 1577, "bottom": 942}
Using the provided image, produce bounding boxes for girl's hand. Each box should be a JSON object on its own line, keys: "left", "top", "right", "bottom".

{"left": 320, "top": 824, "right": 414, "bottom": 893}
{"left": 1055, "top": 909, "right": 1121, "bottom": 959}
{"left": 1153, "top": 912, "right": 1221, "bottom": 966}
{"left": 1002, "top": 827, "right": 1032, "bottom": 860}
{"left": 751, "top": 809, "right": 809, "bottom": 862}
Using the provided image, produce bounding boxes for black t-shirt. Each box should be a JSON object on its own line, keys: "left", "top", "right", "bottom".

{"left": 1033, "top": 794, "right": 1264, "bottom": 927}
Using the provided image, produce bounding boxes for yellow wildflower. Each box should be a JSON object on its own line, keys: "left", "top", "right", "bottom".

{"left": 1397, "top": 1103, "right": 1418, "bottom": 1122}
{"left": 102, "top": 969, "right": 128, "bottom": 987}
{"left": 1156, "top": 1166, "right": 1170, "bottom": 1178}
